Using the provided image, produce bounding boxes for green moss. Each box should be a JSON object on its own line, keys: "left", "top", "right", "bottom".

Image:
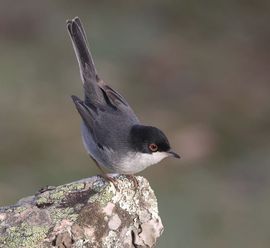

{"left": 86, "top": 182, "right": 114, "bottom": 207}
{"left": 50, "top": 207, "right": 78, "bottom": 223}
{"left": 69, "top": 182, "right": 86, "bottom": 191}
{"left": 35, "top": 182, "right": 86, "bottom": 207}
{"left": 0, "top": 235, "right": 6, "bottom": 246}
{"left": 35, "top": 196, "right": 51, "bottom": 207}
{"left": 49, "top": 190, "right": 65, "bottom": 201}
{"left": 98, "top": 187, "right": 114, "bottom": 207}
{"left": 2, "top": 223, "right": 49, "bottom": 248}
{"left": 54, "top": 183, "right": 85, "bottom": 198}
{"left": 15, "top": 206, "right": 28, "bottom": 214}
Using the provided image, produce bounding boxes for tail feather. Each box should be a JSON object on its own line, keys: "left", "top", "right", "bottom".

{"left": 73, "top": 18, "right": 88, "bottom": 46}
{"left": 67, "top": 17, "right": 101, "bottom": 103}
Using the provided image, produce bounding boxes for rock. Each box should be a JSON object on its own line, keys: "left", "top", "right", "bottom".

{"left": 0, "top": 175, "right": 163, "bottom": 248}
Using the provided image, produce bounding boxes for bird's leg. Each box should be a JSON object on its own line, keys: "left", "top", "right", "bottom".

{"left": 91, "top": 156, "right": 118, "bottom": 188}
{"left": 126, "top": 174, "right": 139, "bottom": 188}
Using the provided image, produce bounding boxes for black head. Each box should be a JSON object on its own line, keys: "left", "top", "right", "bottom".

{"left": 129, "top": 125, "right": 180, "bottom": 158}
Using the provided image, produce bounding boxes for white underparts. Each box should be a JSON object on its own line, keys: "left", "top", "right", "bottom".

{"left": 117, "top": 151, "right": 169, "bottom": 174}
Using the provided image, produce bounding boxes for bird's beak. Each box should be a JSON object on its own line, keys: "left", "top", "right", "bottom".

{"left": 167, "top": 150, "right": 181, "bottom": 159}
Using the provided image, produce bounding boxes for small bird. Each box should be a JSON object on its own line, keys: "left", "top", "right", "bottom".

{"left": 67, "top": 17, "right": 180, "bottom": 181}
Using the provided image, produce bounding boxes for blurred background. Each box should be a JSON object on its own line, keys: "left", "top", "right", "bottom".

{"left": 1, "top": 0, "right": 270, "bottom": 247}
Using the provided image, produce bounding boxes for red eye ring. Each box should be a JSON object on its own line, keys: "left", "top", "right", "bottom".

{"left": 149, "top": 143, "right": 158, "bottom": 152}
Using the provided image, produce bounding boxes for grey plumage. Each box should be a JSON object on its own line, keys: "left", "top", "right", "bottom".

{"left": 67, "top": 17, "right": 179, "bottom": 175}
{"left": 67, "top": 17, "right": 140, "bottom": 173}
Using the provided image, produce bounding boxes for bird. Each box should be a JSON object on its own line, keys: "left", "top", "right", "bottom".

{"left": 66, "top": 17, "right": 180, "bottom": 183}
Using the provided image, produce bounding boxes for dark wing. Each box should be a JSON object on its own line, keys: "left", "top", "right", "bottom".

{"left": 98, "top": 83, "right": 130, "bottom": 110}
{"left": 71, "top": 95, "right": 97, "bottom": 136}
{"left": 72, "top": 93, "right": 139, "bottom": 151}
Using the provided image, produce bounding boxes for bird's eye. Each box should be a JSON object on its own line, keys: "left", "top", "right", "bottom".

{"left": 149, "top": 143, "right": 158, "bottom": 152}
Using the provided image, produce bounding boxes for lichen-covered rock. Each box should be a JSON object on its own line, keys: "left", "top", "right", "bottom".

{"left": 0, "top": 175, "right": 163, "bottom": 248}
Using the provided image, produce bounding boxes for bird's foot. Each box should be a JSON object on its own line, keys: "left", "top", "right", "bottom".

{"left": 126, "top": 174, "right": 139, "bottom": 188}
{"left": 98, "top": 174, "right": 119, "bottom": 190}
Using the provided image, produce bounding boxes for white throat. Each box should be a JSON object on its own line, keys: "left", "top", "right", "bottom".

{"left": 117, "top": 151, "right": 169, "bottom": 174}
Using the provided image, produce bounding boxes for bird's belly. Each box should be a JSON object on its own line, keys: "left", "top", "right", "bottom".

{"left": 115, "top": 152, "right": 168, "bottom": 174}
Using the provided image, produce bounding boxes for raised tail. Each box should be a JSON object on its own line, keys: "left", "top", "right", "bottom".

{"left": 67, "top": 17, "right": 102, "bottom": 103}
